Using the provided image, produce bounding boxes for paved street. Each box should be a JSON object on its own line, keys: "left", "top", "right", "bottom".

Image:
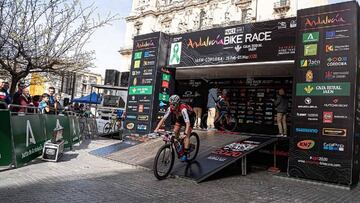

{"left": 1, "top": 137, "right": 360, "bottom": 203}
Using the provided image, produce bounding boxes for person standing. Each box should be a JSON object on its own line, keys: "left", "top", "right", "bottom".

{"left": 48, "top": 86, "right": 56, "bottom": 113}
{"left": 12, "top": 81, "right": 25, "bottom": 112}
{"left": 207, "top": 87, "right": 219, "bottom": 130}
{"left": 275, "top": 88, "right": 288, "bottom": 137}
{"left": 18, "top": 88, "right": 32, "bottom": 113}
{"left": 0, "top": 80, "right": 10, "bottom": 109}
{"left": 54, "top": 93, "right": 63, "bottom": 114}
{"left": 192, "top": 91, "right": 203, "bottom": 129}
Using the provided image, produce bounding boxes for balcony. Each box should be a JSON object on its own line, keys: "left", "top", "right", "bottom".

{"left": 235, "top": 0, "right": 252, "bottom": 9}
{"left": 119, "top": 46, "right": 133, "bottom": 56}
{"left": 274, "top": 0, "right": 290, "bottom": 13}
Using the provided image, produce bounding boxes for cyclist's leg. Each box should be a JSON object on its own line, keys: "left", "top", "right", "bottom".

{"left": 173, "top": 122, "right": 181, "bottom": 138}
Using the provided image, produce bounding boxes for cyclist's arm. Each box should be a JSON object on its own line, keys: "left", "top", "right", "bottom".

{"left": 154, "top": 108, "right": 171, "bottom": 132}
{"left": 181, "top": 108, "right": 191, "bottom": 136}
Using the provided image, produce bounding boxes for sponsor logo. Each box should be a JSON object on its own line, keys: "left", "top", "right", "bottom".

{"left": 143, "top": 60, "right": 155, "bottom": 66}
{"left": 126, "top": 123, "right": 135, "bottom": 130}
{"left": 134, "top": 52, "right": 142, "bottom": 60}
{"left": 323, "top": 98, "right": 349, "bottom": 108}
{"left": 290, "top": 20, "right": 297, "bottom": 28}
{"left": 135, "top": 40, "right": 155, "bottom": 49}
{"left": 295, "top": 128, "right": 319, "bottom": 134}
{"left": 324, "top": 71, "right": 349, "bottom": 80}
{"left": 304, "top": 13, "right": 346, "bottom": 28}
{"left": 310, "top": 156, "right": 328, "bottom": 162}
{"left": 296, "top": 112, "right": 319, "bottom": 121}
{"left": 159, "top": 101, "right": 167, "bottom": 107}
{"left": 225, "top": 27, "right": 244, "bottom": 35}
{"left": 323, "top": 128, "right": 347, "bottom": 137}
{"left": 137, "top": 115, "right": 149, "bottom": 121}
{"left": 325, "top": 44, "right": 349, "bottom": 53}
{"left": 278, "top": 21, "right": 287, "bottom": 29}
{"left": 138, "top": 104, "right": 144, "bottom": 113}
{"left": 296, "top": 83, "right": 350, "bottom": 96}
{"left": 129, "top": 86, "right": 153, "bottom": 95}
{"left": 162, "top": 73, "right": 170, "bottom": 81}
{"left": 305, "top": 70, "right": 313, "bottom": 82}
{"left": 139, "top": 96, "right": 150, "bottom": 103}
{"left": 132, "top": 78, "right": 137, "bottom": 86}
{"left": 323, "top": 112, "right": 333, "bottom": 123}
{"left": 304, "top": 44, "right": 317, "bottom": 56}
{"left": 161, "top": 67, "right": 170, "bottom": 73}
{"left": 143, "top": 69, "right": 153, "bottom": 76}
{"left": 303, "top": 32, "right": 319, "bottom": 43}
{"left": 159, "top": 93, "right": 169, "bottom": 101}
{"left": 325, "top": 29, "right": 350, "bottom": 40}
{"left": 131, "top": 70, "right": 141, "bottom": 76}
{"left": 327, "top": 56, "right": 348, "bottom": 67}
{"left": 297, "top": 140, "right": 315, "bottom": 150}
{"left": 137, "top": 124, "right": 147, "bottom": 131}
{"left": 126, "top": 115, "right": 137, "bottom": 119}
{"left": 162, "top": 80, "right": 169, "bottom": 88}
{"left": 300, "top": 59, "right": 320, "bottom": 67}
{"left": 278, "top": 45, "right": 295, "bottom": 55}
{"left": 141, "top": 78, "right": 153, "bottom": 85}
{"left": 144, "top": 50, "right": 156, "bottom": 58}
{"left": 298, "top": 97, "right": 318, "bottom": 109}
{"left": 323, "top": 142, "right": 344, "bottom": 152}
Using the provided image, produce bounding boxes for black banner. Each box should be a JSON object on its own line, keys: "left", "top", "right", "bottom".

{"left": 168, "top": 18, "right": 296, "bottom": 67}
{"left": 125, "top": 32, "right": 174, "bottom": 135}
{"left": 288, "top": 1, "right": 359, "bottom": 186}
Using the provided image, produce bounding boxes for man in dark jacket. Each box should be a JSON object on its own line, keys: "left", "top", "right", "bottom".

{"left": 0, "top": 79, "right": 10, "bottom": 109}
{"left": 12, "top": 81, "right": 25, "bottom": 112}
{"left": 275, "top": 88, "right": 288, "bottom": 137}
{"left": 207, "top": 87, "right": 219, "bottom": 130}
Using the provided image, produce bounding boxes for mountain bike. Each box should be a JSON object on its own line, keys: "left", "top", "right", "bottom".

{"left": 153, "top": 131, "right": 200, "bottom": 180}
{"left": 103, "top": 116, "right": 120, "bottom": 133}
{"left": 201, "top": 110, "right": 238, "bottom": 131}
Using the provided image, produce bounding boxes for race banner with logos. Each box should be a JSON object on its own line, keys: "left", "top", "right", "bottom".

{"left": 125, "top": 32, "right": 174, "bottom": 135}
{"left": 288, "top": 1, "right": 359, "bottom": 186}
{"left": 168, "top": 18, "right": 296, "bottom": 67}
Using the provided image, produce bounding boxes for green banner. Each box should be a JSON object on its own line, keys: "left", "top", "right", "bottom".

{"left": 129, "top": 86, "right": 153, "bottom": 95}
{"left": 296, "top": 82, "right": 351, "bottom": 96}
{"left": 11, "top": 115, "right": 47, "bottom": 167}
{"left": 0, "top": 110, "right": 14, "bottom": 168}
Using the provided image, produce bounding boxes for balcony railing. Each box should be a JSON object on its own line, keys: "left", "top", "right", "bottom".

{"left": 274, "top": 0, "right": 290, "bottom": 12}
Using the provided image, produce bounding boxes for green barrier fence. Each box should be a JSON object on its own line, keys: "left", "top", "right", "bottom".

{"left": 11, "top": 114, "right": 47, "bottom": 167}
{"left": 1, "top": 110, "right": 85, "bottom": 169}
{"left": 0, "top": 111, "right": 14, "bottom": 168}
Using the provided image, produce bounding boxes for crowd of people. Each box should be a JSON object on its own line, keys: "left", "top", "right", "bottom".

{"left": 0, "top": 79, "right": 63, "bottom": 114}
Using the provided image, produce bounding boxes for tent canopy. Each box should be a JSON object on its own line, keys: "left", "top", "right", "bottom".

{"left": 72, "top": 92, "right": 102, "bottom": 104}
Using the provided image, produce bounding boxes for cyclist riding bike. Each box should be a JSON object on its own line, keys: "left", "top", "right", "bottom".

{"left": 215, "top": 90, "right": 230, "bottom": 121}
{"left": 154, "top": 95, "right": 195, "bottom": 162}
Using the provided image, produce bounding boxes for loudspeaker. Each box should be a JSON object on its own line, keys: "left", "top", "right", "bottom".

{"left": 120, "top": 72, "right": 129, "bottom": 87}
{"left": 105, "top": 69, "right": 120, "bottom": 85}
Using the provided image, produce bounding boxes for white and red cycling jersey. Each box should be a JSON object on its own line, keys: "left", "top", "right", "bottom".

{"left": 163, "top": 103, "right": 194, "bottom": 123}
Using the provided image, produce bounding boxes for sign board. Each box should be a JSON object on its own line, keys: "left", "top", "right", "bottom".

{"left": 288, "top": 1, "right": 359, "bottom": 186}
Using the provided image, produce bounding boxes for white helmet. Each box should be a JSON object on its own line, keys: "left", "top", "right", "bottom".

{"left": 169, "top": 94, "right": 180, "bottom": 105}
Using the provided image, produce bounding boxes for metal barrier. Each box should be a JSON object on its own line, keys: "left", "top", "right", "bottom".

{"left": 0, "top": 108, "right": 86, "bottom": 169}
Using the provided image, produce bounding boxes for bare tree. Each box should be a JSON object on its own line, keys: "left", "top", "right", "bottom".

{"left": 0, "top": 0, "right": 117, "bottom": 95}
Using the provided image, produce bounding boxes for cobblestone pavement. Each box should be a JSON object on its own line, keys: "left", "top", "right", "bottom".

{"left": 1, "top": 137, "right": 360, "bottom": 203}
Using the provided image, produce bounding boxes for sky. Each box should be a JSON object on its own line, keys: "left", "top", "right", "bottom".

{"left": 83, "top": 0, "right": 359, "bottom": 77}
{"left": 82, "top": 0, "right": 132, "bottom": 76}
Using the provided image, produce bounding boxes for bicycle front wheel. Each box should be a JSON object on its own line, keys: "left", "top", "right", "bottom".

{"left": 153, "top": 144, "right": 175, "bottom": 180}
{"left": 223, "top": 115, "right": 238, "bottom": 132}
{"left": 103, "top": 122, "right": 112, "bottom": 134}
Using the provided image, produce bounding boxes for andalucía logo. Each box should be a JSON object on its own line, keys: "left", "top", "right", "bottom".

{"left": 304, "top": 13, "right": 346, "bottom": 28}
{"left": 136, "top": 40, "right": 155, "bottom": 49}
{"left": 187, "top": 35, "right": 224, "bottom": 48}
{"left": 302, "top": 32, "right": 319, "bottom": 43}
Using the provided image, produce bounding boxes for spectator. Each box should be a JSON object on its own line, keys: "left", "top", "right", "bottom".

{"left": 48, "top": 87, "right": 55, "bottom": 113}
{"left": 32, "top": 95, "right": 41, "bottom": 108}
{"left": 275, "top": 88, "right": 288, "bottom": 137}
{"left": 39, "top": 93, "right": 50, "bottom": 114}
{"left": 192, "top": 91, "right": 203, "bottom": 129}
{"left": 18, "top": 88, "right": 32, "bottom": 113}
{"left": 12, "top": 81, "right": 26, "bottom": 112}
{"left": 54, "top": 93, "right": 63, "bottom": 114}
{"left": 207, "top": 86, "right": 219, "bottom": 131}
{"left": 0, "top": 79, "right": 10, "bottom": 109}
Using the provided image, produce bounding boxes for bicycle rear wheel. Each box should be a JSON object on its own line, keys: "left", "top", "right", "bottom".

{"left": 187, "top": 132, "right": 200, "bottom": 162}
{"left": 103, "top": 122, "right": 112, "bottom": 134}
{"left": 223, "top": 115, "right": 238, "bottom": 132}
{"left": 153, "top": 144, "right": 175, "bottom": 180}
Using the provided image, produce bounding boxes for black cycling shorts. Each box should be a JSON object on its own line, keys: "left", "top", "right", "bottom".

{"left": 174, "top": 113, "right": 195, "bottom": 128}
